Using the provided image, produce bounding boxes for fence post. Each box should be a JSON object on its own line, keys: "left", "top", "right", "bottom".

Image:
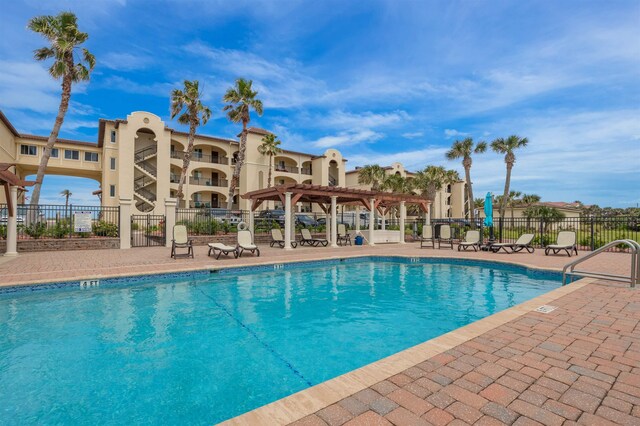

{"left": 4, "top": 186, "right": 18, "bottom": 257}
{"left": 69, "top": 204, "right": 73, "bottom": 238}
{"left": 499, "top": 217, "right": 504, "bottom": 243}
{"left": 164, "top": 198, "right": 177, "bottom": 248}
{"left": 539, "top": 219, "right": 544, "bottom": 248}
{"left": 590, "top": 215, "right": 595, "bottom": 251}
{"left": 119, "top": 197, "right": 132, "bottom": 249}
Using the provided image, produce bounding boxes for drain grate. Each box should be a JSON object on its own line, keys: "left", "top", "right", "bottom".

{"left": 534, "top": 305, "right": 558, "bottom": 314}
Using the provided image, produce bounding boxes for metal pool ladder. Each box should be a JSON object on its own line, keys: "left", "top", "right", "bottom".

{"left": 562, "top": 239, "right": 640, "bottom": 288}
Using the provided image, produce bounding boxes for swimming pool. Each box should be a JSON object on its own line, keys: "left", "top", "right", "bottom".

{"left": 0, "top": 257, "right": 560, "bottom": 424}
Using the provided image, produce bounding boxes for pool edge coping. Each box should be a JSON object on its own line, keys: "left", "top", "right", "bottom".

{"left": 219, "top": 276, "right": 595, "bottom": 426}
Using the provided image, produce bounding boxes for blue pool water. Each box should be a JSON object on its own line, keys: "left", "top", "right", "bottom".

{"left": 0, "top": 258, "right": 560, "bottom": 425}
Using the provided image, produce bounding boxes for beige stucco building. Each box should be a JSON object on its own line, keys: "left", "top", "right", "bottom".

{"left": 0, "top": 110, "right": 465, "bottom": 218}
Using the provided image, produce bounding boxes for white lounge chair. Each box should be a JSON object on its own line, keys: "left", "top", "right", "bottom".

{"left": 207, "top": 243, "right": 238, "bottom": 259}
{"left": 545, "top": 231, "right": 578, "bottom": 257}
{"left": 337, "top": 224, "right": 351, "bottom": 246}
{"left": 490, "top": 233, "right": 535, "bottom": 254}
{"left": 458, "top": 230, "right": 481, "bottom": 252}
{"left": 438, "top": 224, "right": 453, "bottom": 249}
{"left": 300, "top": 228, "right": 328, "bottom": 247}
{"left": 171, "top": 225, "right": 194, "bottom": 259}
{"left": 420, "top": 225, "right": 434, "bottom": 248}
{"left": 237, "top": 230, "right": 260, "bottom": 257}
{"left": 270, "top": 228, "right": 297, "bottom": 248}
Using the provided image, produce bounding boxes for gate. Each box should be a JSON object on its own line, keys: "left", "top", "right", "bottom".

{"left": 131, "top": 215, "right": 166, "bottom": 247}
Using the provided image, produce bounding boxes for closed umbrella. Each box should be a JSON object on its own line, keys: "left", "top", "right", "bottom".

{"left": 484, "top": 192, "right": 494, "bottom": 241}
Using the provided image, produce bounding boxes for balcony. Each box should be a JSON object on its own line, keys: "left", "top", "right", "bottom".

{"left": 190, "top": 201, "right": 215, "bottom": 208}
{"left": 171, "top": 150, "right": 229, "bottom": 165}
{"left": 189, "top": 177, "right": 229, "bottom": 187}
{"left": 301, "top": 167, "right": 312, "bottom": 175}
{"left": 275, "top": 165, "right": 299, "bottom": 174}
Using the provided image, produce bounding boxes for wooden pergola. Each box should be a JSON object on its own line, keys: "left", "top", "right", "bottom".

{"left": 1, "top": 163, "right": 34, "bottom": 256}
{"left": 242, "top": 184, "right": 431, "bottom": 249}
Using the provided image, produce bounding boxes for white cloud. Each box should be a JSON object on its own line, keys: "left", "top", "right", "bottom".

{"left": 0, "top": 60, "right": 60, "bottom": 113}
{"left": 444, "top": 129, "right": 469, "bottom": 139}
{"left": 321, "top": 110, "right": 409, "bottom": 129}
{"left": 101, "top": 76, "right": 176, "bottom": 97}
{"left": 100, "top": 52, "right": 152, "bottom": 71}
{"left": 402, "top": 132, "right": 423, "bottom": 139}
{"left": 312, "top": 129, "right": 383, "bottom": 149}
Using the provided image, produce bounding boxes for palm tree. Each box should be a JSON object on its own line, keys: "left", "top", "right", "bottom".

{"left": 28, "top": 12, "right": 95, "bottom": 206}
{"left": 357, "top": 165, "right": 387, "bottom": 191}
{"left": 60, "top": 189, "right": 72, "bottom": 207}
{"left": 258, "top": 133, "right": 282, "bottom": 188}
{"left": 491, "top": 135, "right": 529, "bottom": 219}
{"left": 520, "top": 193, "right": 541, "bottom": 208}
{"left": 495, "top": 190, "right": 522, "bottom": 218}
{"left": 170, "top": 80, "right": 212, "bottom": 205}
{"left": 381, "top": 174, "right": 413, "bottom": 194}
{"left": 223, "top": 78, "right": 263, "bottom": 209}
{"left": 445, "top": 137, "right": 486, "bottom": 225}
{"left": 413, "top": 166, "right": 460, "bottom": 218}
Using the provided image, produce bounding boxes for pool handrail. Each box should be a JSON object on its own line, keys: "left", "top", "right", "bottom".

{"left": 562, "top": 239, "right": 639, "bottom": 288}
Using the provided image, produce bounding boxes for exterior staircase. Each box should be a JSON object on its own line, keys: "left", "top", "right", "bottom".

{"left": 133, "top": 146, "right": 157, "bottom": 211}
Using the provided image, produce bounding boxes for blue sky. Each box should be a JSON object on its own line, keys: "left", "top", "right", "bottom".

{"left": 1, "top": 0, "right": 639, "bottom": 207}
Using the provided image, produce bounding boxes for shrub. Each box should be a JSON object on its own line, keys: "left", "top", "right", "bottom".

{"left": 93, "top": 221, "right": 119, "bottom": 237}
{"left": 533, "top": 234, "right": 554, "bottom": 247}
{"left": 47, "top": 220, "right": 71, "bottom": 238}
{"left": 131, "top": 222, "right": 140, "bottom": 231}
{"left": 24, "top": 222, "right": 47, "bottom": 239}
{"left": 0, "top": 225, "right": 6, "bottom": 239}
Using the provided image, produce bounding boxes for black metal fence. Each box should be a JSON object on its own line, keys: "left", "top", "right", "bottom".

{"left": 0, "top": 204, "right": 119, "bottom": 240}
{"left": 131, "top": 214, "right": 165, "bottom": 247}
{"left": 175, "top": 208, "right": 252, "bottom": 236}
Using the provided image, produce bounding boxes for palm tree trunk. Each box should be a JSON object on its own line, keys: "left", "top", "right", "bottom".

{"left": 267, "top": 153, "right": 273, "bottom": 188}
{"left": 177, "top": 118, "right": 197, "bottom": 207}
{"left": 228, "top": 120, "right": 248, "bottom": 209}
{"left": 464, "top": 166, "right": 476, "bottom": 227}
{"left": 30, "top": 72, "right": 72, "bottom": 206}
{"left": 500, "top": 163, "right": 512, "bottom": 219}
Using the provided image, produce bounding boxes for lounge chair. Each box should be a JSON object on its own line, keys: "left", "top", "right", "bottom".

{"left": 490, "top": 233, "right": 535, "bottom": 254}
{"left": 270, "top": 228, "right": 297, "bottom": 248}
{"left": 419, "top": 225, "right": 435, "bottom": 248}
{"left": 171, "top": 225, "right": 194, "bottom": 259}
{"left": 458, "top": 230, "right": 481, "bottom": 251}
{"left": 438, "top": 224, "right": 453, "bottom": 249}
{"left": 545, "top": 231, "right": 578, "bottom": 257}
{"left": 207, "top": 243, "right": 238, "bottom": 259}
{"left": 337, "top": 224, "right": 351, "bottom": 246}
{"left": 300, "top": 228, "right": 328, "bottom": 247}
{"left": 237, "top": 229, "right": 260, "bottom": 257}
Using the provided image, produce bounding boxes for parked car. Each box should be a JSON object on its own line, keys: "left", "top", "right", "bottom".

{"left": 257, "top": 209, "right": 286, "bottom": 226}
{"left": 295, "top": 214, "right": 318, "bottom": 228}
{"left": 0, "top": 216, "right": 25, "bottom": 224}
{"left": 204, "top": 208, "right": 243, "bottom": 224}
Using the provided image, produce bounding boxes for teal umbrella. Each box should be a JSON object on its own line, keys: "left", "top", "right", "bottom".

{"left": 483, "top": 192, "right": 493, "bottom": 227}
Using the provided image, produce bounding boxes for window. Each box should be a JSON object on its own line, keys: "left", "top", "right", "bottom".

{"left": 64, "top": 150, "right": 79, "bottom": 160}
{"left": 110, "top": 157, "right": 116, "bottom": 170}
{"left": 50, "top": 148, "right": 59, "bottom": 158}
{"left": 110, "top": 130, "right": 116, "bottom": 143}
{"left": 20, "top": 145, "right": 37, "bottom": 155}
{"left": 84, "top": 152, "right": 99, "bottom": 162}
{"left": 109, "top": 185, "right": 116, "bottom": 198}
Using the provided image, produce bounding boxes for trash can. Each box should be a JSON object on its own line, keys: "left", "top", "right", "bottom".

{"left": 355, "top": 235, "right": 364, "bottom": 246}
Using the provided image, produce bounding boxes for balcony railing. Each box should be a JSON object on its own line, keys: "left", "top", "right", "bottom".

{"left": 170, "top": 150, "right": 228, "bottom": 165}
{"left": 189, "top": 177, "right": 228, "bottom": 187}
{"left": 301, "top": 167, "right": 312, "bottom": 175}
{"left": 190, "top": 201, "right": 215, "bottom": 208}
{"left": 275, "top": 165, "right": 299, "bottom": 174}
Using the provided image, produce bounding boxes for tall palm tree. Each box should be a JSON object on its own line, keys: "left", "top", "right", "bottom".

{"left": 413, "top": 166, "right": 460, "bottom": 218}
{"left": 445, "top": 137, "right": 486, "bottom": 225}
{"left": 28, "top": 12, "right": 95, "bottom": 206}
{"left": 170, "top": 80, "right": 212, "bottom": 205}
{"left": 223, "top": 78, "right": 263, "bottom": 209}
{"left": 60, "top": 189, "right": 72, "bottom": 207}
{"left": 258, "top": 133, "right": 282, "bottom": 188}
{"left": 357, "top": 165, "right": 387, "bottom": 191}
{"left": 381, "top": 174, "right": 413, "bottom": 194}
{"left": 491, "top": 135, "right": 529, "bottom": 219}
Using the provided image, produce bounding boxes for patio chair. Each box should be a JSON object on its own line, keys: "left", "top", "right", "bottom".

{"left": 300, "top": 228, "right": 328, "bottom": 247}
{"left": 337, "top": 224, "right": 351, "bottom": 246}
{"left": 545, "top": 231, "right": 578, "bottom": 257}
{"left": 438, "top": 224, "right": 454, "bottom": 249}
{"left": 171, "top": 225, "right": 193, "bottom": 259}
{"left": 237, "top": 229, "right": 260, "bottom": 257}
{"left": 270, "top": 228, "right": 297, "bottom": 248}
{"left": 458, "top": 230, "right": 481, "bottom": 252}
{"left": 207, "top": 242, "right": 238, "bottom": 259}
{"left": 490, "top": 233, "right": 535, "bottom": 254}
{"left": 419, "top": 225, "right": 435, "bottom": 248}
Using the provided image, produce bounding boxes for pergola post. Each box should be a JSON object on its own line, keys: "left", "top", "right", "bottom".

{"left": 369, "top": 197, "right": 376, "bottom": 246}
{"left": 425, "top": 204, "right": 431, "bottom": 226}
{"left": 284, "top": 191, "right": 293, "bottom": 250}
{"left": 331, "top": 195, "right": 338, "bottom": 248}
{"left": 381, "top": 209, "right": 386, "bottom": 230}
{"left": 355, "top": 207, "right": 360, "bottom": 232}
{"left": 4, "top": 186, "right": 18, "bottom": 257}
{"left": 248, "top": 209, "right": 255, "bottom": 243}
{"left": 325, "top": 209, "right": 331, "bottom": 242}
{"left": 399, "top": 201, "right": 406, "bottom": 244}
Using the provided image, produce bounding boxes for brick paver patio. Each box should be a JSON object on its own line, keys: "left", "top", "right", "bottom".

{"left": 1, "top": 243, "right": 637, "bottom": 425}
